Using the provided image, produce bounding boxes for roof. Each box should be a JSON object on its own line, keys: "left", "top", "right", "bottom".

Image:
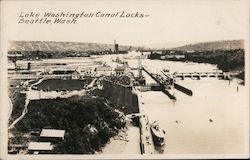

{"left": 53, "top": 70, "right": 79, "bottom": 75}
{"left": 28, "top": 142, "right": 53, "bottom": 151}
{"left": 114, "top": 66, "right": 125, "bottom": 71}
{"left": 8, "top": 54, "right": 23, "bottom": 57}
{"left": 40, "top": 129, "right": 65, "bottom": 138}
{"left": 82, "top": 67, "right": 93, "bottom": 71}
{"left": 96, "top": 66, "right": 112, "bottom": 69}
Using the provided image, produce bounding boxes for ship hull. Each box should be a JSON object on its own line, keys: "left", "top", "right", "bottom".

{"left": 150, "top": 128, "right": 165, "bottom": 146}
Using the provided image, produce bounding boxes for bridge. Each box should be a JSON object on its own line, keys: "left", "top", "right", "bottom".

{"left": 172, "top": 71, "right": 232, "bottom": 80}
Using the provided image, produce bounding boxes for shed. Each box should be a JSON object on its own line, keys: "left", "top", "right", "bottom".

{"left": 28, "top": 142, "right": 53, "bottom": 151}
{"left": 40, "top": 129, "right": 65, "bottom": 140}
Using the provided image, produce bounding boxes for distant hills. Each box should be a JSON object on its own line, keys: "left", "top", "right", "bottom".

{"left": 174, "top": 40, "right": 244, "bottom": 51}
{"left": 8, "top": 41, "right": 137, "bottom": 52}
{"left": 8, "top": 40, "right": 244, "bottom": 53}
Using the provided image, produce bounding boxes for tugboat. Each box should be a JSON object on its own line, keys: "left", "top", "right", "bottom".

{"left": 150, "top": 121, "right": 165, "bottom": 146}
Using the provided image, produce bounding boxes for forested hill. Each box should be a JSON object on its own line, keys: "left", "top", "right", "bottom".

{"left": 174, "top": 40, "right": 244, "bottom": 51}
{"left": 8, "top": 41, "right": 135, "bottom": 52}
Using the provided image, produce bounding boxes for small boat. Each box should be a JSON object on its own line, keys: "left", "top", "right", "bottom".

{"left": 163, "top": 69, "right": 169, "bottom": 73}
{"left": 150, "top": 121, "right": 165, "bottom": 146}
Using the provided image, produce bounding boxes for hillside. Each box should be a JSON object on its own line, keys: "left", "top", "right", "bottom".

{"left": 174, "top": 40, "right": 244, "bottom": 51}
{"left": 8, "top": 41, "right": 134, "bottom": 52}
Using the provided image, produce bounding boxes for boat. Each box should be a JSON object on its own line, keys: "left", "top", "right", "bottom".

{"left": 163, "top": 68, "right": 169, "bottom": 73}
{"left": 150, "top": 121, "right": 165, "bottom": 146}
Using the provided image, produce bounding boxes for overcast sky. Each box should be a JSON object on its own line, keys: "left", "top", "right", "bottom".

{"left": 1, "top": 0, "right": 249, "bottom": 47}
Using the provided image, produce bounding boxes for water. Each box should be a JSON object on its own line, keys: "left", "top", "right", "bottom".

{"left": 139, "top": 79, "right": 248, "bottom": 154}
{"left": 100, "top": 53, "right": 248, "bottom": 155}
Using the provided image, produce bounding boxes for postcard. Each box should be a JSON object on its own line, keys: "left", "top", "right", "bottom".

{"left": 0, "top": 0, "right": 249, "bottom": 159}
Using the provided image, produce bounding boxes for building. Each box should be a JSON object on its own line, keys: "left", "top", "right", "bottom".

{"left": 174, "top": 55, "right": 185, "bottom": 59}
{"left": 40, "top": 129, "right": 65, "bottom": 141}
{"left": 160, "top": 56, "right": 166, "bottom": 60}
{"left": 114, "top": 65, "right": 131, "bottom": 76}
{"left": 95, "top": 65, "right": 112, "bottom": 76}
{"left": 165, "top": 55, "right": 185, "bottom": 59}
{"left": 186, "top": 50, "right": 195, "bottom": 53}
{"left": 28, "top": 142, "right": 53, "bottom": 154}
{"left": 7, "top": 52, "right": 24, "bottom": 62}
{"left": 114, "top": 66, "right": 125, "bottom": 75}
{"left": 81, "top": 67, "right": 94, "bottom": 75}
{"left": 71, "top": 70, "right": 81, "bottom": 79}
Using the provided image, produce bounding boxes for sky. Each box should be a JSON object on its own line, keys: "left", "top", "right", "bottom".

{"left": 1, "top": 0, "right": 249, "bottom": 47}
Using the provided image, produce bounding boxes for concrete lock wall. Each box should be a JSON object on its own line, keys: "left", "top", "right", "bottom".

{"left": 102, "top": 80, "right": 138, "bottom": 110}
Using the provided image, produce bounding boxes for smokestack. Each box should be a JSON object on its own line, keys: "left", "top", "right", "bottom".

{"left": 114, "top": 40, "right": 119, "bottom": 53}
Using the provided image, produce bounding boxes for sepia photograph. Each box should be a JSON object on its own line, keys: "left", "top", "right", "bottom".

{"left": 0, "top": 0, "right": 249, "bottom": 159}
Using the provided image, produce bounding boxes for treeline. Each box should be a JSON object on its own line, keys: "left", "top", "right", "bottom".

{"left": 148, "top": 49, "right": 244, "bottom": 72}
{"left": 185, "top": 49, "right": 244, "bottom": 72}
{"left": 14, "top": 95, "right": 126, "bottom": 154}
{"left": 105, "top": 75, "right": 131, "bottom": 86}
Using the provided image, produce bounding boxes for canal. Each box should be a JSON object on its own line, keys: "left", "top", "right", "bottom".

{"left": 100, "top": 53, "right": 248, "bottom": 155}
